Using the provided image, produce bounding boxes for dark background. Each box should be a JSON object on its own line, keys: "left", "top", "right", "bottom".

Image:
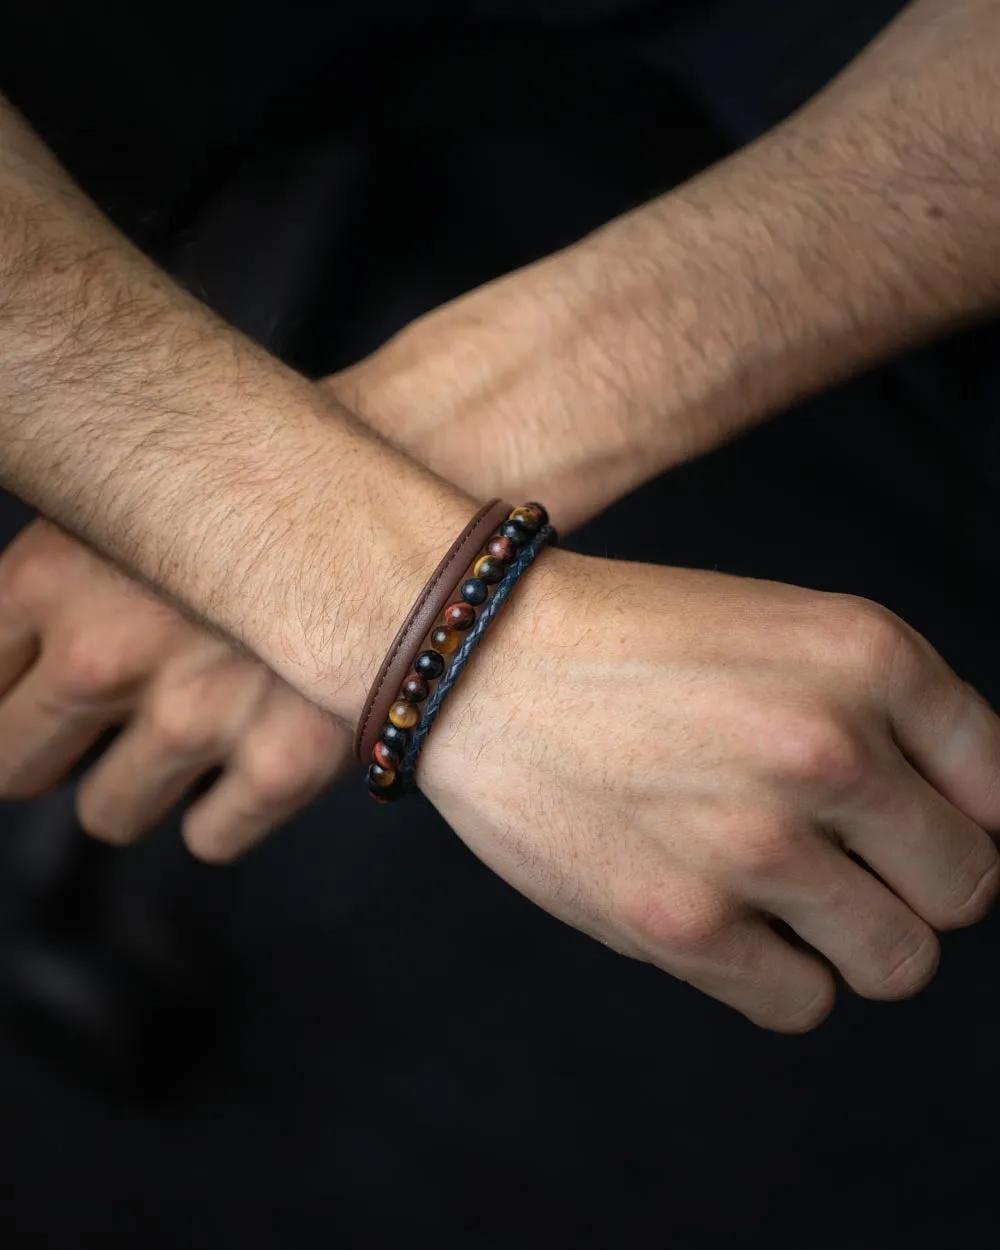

{"left": 2, "top": 2, "right": 999, "bottom": 1247}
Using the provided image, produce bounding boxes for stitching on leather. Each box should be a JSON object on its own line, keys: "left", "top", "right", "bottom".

{"left": 355, "top": 500, "right": 502, "bottom": 758}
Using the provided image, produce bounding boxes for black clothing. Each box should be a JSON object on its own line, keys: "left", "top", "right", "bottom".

{"left": 1, "top": 4, "right": 997, "bottom": 1248}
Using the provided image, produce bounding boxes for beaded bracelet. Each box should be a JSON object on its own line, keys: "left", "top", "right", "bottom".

{"left": 398, "top": 521, "right": 555, "bottom": 792}
{"left": 363, "top": 502, "right": 556, "bottom": 803}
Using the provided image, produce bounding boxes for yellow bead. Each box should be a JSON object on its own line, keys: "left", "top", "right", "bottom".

{"left": 509, "top": 505, "right": 543, "bottom": 530}
{"left": 472, "top": 554, "right": 505, "bottom": 584}
{"left": 430, "top": 626, "right": 460, "bottom": 655}
{"left": 389, "top": 700, "right": 420, "bottom": 730}
{"left": 368, "top": 763, "right": 397, "bottom": 788}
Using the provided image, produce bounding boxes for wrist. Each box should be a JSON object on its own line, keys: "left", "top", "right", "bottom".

{"left": 415, "top": 543, "right": 580, "bottom": 799}
{"left": 255, "top": 414, "right": 481, "bottom": 728}
{"left": 0, "top": 112, "right": 479, "bottom": 728}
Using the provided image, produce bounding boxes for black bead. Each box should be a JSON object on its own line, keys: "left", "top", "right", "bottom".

{"left": 367, "top": 778, "right": 402, "bottom": 803}
{"left": 499, "top": 519, "right": 530, "bottom": 546}
{"left": 401, "top": 673, "right": 430, "bottom": 703}
{"left": 525, "top": 501, "right": 549, "bottom": 527}
{"left": 476, "top": 555, "right": 505, "bottom": 584}
{"left": 381, "top": 723, "right": 410, "bottom": 753}
{"left": 415, "top": 649, "right": 445, "bottom": 680}
{"left": 460, "top": 577, "right": 489, "bottom": 606}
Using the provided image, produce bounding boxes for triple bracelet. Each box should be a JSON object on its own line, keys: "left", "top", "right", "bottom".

{"left": 354, "top": 499, "right": 557, "bottom": 802}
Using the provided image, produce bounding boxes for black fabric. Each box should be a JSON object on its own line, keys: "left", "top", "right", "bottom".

{"left": 1, "top": 3, "right": 999, "bottom": 1248}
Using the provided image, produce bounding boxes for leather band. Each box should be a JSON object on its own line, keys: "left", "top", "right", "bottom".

{"left": 399, "top": 523, "right": 556, "bottom": 790}
{"left": 354, "top": 497, "right": 513, "bottom": 763}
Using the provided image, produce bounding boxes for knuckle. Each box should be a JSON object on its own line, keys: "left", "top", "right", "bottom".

{"left": 183, "top": 820, "right": 244, "bottom": 865}
{"left": 0, "top": 530, "right": 67, "bottom": 611}
{"left": 617, "top": 885, "right": 730, "bottom": 958}
{"left": 53, "top": 633, "right": 136, "bottom": 703}
{"left": 245, "top": 739, "right": 327, "bottom": 807}
{"left": 937, "top": 844, "right": 1000, "bottom": 929}
{"left": 149, "top": 687, "right": 223, "bottom": 758}
{"left": 728, "top": 818, "right": 802, "bottom": 877}
{"left": 769, "top": 979, "right": 837, "bottom": 1035}
{"left": 866, "top": 925, "right": 941, "bottom": 1000}
{"left": 828, "top": 594, "right": 917, "bottom": 681}
{"left": 0, "top": 555, "right": 48, "bottom": 616}
{"left": 76, "top": 804, "right": 120, "bottom": 844}
{"left": 75, "top": 780, "right": 133, "bottom": 844}
{"left": 769, "top": 710, "right": 867, "bottom": 794}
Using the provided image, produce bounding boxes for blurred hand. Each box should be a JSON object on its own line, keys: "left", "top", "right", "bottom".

{"left": 413, "top": 549, "right": 1000, "bottom": 1030}
{"left": 0, "top": 520, "right": 348, "bottom": 860}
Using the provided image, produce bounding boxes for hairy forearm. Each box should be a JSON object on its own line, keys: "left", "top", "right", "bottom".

{"left": 582, "top": 0, "right": 1000, "bottom": 467}
{"left": 0, "top": 96, "right": 473, "bottom": 721}
{"left": 335, "top": 0, "right": 1000, "bottom": 531}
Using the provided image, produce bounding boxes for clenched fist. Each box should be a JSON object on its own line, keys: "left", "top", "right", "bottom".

{"left": 0, "top": 520, "right": 348, "bottom": 860}
{"left": 416, "top": 550, "right": 1000, "bottom": 1031}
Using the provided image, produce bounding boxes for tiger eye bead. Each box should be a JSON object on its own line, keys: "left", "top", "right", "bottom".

{"left": 373, "top": 741, "right": 400, "bottom": 771}
{"left": 430, "top": 625, "right": 460, "bottom": 654}
{"left": 524, "top": 501, "right": 549, "bottom": 527}
{"left": 472, "top": 554, "right": 505, "bottom": 584}
{"left": 444, "top": 601, "right": 476, "bottom": 631}
{"left": 460, "top": 577, "right": 489, "bottom": 606}
{"left": 415, "top": 649, "right": 445, "bottom": 680}
{"left": 498, "top": 519, "right": 530, "bottom": 546}
{"left": 381, "top": 722, "right": 409, "bottom": 753}
{"left": 509, "top": 505, "right": 543, "bottom": 534}
{"left": 401, "top": 672, "right": 430, "bottom": 702}
{"left": 367, "top": 762, "right": 397, "bottom": 789}
{"left": 389, "top": 699, "right": 420, "bottom": 730}
{"left": 487, "top": 535, "right": 517, "bottom": 563}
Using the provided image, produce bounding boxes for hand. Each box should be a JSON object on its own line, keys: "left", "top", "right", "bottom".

{"left": 414, "top": 550, "right": 1000, "bottom": 1030}
{"left": 0, "top": 520, "right": 347, "bottom": 860}
{"left": 325, "top": 242, "right": 675, "bottom": 531}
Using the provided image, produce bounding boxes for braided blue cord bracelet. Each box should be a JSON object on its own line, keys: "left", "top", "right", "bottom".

{"left": 397, "top": 521, "right": 556, "bottom": 792}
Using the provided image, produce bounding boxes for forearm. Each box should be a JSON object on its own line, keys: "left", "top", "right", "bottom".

{"left": 580, "top": 0, "right": 1000, "bottom": 470}
{"left": 335, "top": 0, "right": 1000, "bottom": 530}
{"left": 0, "top": 96, "right": 473, "bottom": 722}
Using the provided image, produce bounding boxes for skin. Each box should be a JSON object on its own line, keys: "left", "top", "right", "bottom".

{"left": 0, "top": 520, "right": 348, "bottom": 860}
{"left": 2, "top": 0, "right": 1000, "bottom": 1031}
{"left": 334, "top": 0, "right": 1000, "bottom": 526}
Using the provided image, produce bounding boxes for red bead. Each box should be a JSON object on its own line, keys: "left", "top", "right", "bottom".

{"left": 401, "top": 672, "right": 429, "bottom": 702}
{"left": 487, "top": 535, "right": 517, "bottom": 562}
{"left": 373, "top": 741, "right": 399, "bottom": 770}
{"left": 444, "top": 601, "right": 476, "bottom": 630}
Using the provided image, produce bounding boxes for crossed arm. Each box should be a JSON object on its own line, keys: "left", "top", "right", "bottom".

{"left": 3, "top": 0, "right": 1000, "bottom": 1031}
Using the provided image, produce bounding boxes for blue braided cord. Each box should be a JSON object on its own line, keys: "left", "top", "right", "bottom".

{"left": 399, "top": 523, "right": 556, "bottom": 791}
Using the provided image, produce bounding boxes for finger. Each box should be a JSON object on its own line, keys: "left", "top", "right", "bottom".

{"left": 0, "top": 571, "right": 38, "bottom": 696}
{"left": 76, "top": 658, "right": 269, "bottom": 843}
{"left": 0, "top": 659, "right": 110, "bottom": 798}
{"left": 0, "top": 528, "right": 43, "bottom": 697}
{"left": 883, "top": 624, "right": 1000, "bottom": 830}
{"left": 182, "top": 693, "right": 348, "bottom": 862}
{"left": 836, "top": 748, "right": 1000, "bottom": 931}
{"left": 753, "top": 829, "right": 940, "bottom": 1001}
{"left": 0, "top": 626, "right": 37, "bottom": 700}
{"left": 76, "top": 724, "right": 212, "bottom": 844}
{"left": 626, "top": 885, "right": 836, "bottom": 1033}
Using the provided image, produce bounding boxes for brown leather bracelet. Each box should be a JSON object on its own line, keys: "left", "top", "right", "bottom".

{"left": 354, "top": 498, "right": 513, "bottom": 762}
